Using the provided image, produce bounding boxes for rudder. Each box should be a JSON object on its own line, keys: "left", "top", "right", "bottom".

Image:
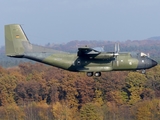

{"left": 5, "top": 24, "right": 29, "bottom": 56}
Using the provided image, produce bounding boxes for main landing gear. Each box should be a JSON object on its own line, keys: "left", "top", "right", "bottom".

{"left": 87, "top": 72, "right": 101, "bottom": 77}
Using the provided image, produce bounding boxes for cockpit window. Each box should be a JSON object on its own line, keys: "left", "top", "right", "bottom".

{"left": 140, "top": 52, "right": 147, "bottom": 57}
{"left": 130, "top": 52, "right": 147, "bottom": 58}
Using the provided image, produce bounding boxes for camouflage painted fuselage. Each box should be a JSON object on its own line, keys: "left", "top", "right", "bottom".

{"left": 5, "top": 24, "right": 157, "bottom": 75}
{"left": 22, "top": 49, "right": 156, "bottom": 73}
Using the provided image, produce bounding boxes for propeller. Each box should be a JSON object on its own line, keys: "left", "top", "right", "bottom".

{"left": 113, "top": 43, "right": 120, "bottom": 66}
{"left": 114, "top": 43, "right": 120, "bottom": 56}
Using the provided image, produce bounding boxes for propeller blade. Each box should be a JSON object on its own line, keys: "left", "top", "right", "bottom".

{"left": 115, "top": 43, "right": 117, "bottom": 53}
{"left": 117, "top": 43, "right": 120, "bottom": 53}
{"left": 114, "top": 43, "right": 119, "bottom": 56}
{"left": 114, "top": 43, "right": 120, "bottom": 66}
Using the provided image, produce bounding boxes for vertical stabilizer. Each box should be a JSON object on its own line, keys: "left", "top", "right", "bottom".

{"left": 5, "top": 24, "right": 29, "bottom": 56}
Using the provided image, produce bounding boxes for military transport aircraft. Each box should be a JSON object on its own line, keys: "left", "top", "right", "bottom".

{"left": 4, "top": 24, "right": 158, "bottom": 77}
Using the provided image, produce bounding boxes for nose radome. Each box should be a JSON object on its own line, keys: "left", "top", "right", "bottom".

{"left": 152, "top": 60, "right": 158, "bottom": 67}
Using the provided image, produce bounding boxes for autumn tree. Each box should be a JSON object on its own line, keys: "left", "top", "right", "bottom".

{"left": 0, "top": 66, "right": 23, "bottom": 106}
{"left": 52, "top": 101, "right": 79, "bottom": 120}
{"left": 124, "top": 72, "right": 147, "bottom": 104}
{"left": 146, "top": 65, "right": 160, "bottom": 98}
{"left": 132, "top": 99, "right": 160, "bottom": 120}
{"left": 80, "top": 103, "right": 103, "bottom": 120}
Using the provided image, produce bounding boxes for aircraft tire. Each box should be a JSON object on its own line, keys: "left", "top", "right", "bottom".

{"left": 142, "top": 69, "right": 146, "bottom": 74}
{"left": 94, "top": 72, "right": 101, "bottom": 77}
{"left": 87, "top": 72, "right": 93, "bottom": 77}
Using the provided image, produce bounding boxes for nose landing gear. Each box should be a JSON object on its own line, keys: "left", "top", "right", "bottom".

{"left": 142, "top": 69, "right": 146, "bottom": 74}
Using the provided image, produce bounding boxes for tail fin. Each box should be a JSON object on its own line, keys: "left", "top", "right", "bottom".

{"left": 5, "top": 24, "right": 30, "bottom": 57}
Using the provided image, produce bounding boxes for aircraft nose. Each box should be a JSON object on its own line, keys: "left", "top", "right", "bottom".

{"left": 138, "top": 58, "right": 158, "bottom": 69}
{"left": 152, "top": 60, "right": 158, "bottom": 67}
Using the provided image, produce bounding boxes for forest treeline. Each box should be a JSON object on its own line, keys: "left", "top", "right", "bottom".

{"left": 0, "top": 62, "right": 160, "bottom": 120}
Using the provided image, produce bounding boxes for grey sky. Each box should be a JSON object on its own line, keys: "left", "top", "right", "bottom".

{"left": 1, "top": 0, "right": 160, "bottom": 45}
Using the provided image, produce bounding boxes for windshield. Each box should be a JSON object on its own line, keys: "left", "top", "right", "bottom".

{"left": 130, "top": 52, "right": 147, "bottom": 58}
{"left": 140, "top": 52, "right": 147, "bottom": 57}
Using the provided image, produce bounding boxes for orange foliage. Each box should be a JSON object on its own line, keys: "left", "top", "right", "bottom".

{"left": 0, "top": 63, "right": 159, "bottom": 119}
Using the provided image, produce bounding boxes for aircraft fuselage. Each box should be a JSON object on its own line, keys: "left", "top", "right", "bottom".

{"left": 5, "top": 24, "right": 157, "bottom": 77}
{"left": 22, "top": 51, "right": 157, "bottom": 74}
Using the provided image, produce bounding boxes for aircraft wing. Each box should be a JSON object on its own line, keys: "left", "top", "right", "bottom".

{"left": 77, "top": 47, "right": 118, "bottom": 60}
{"left": 77, "top": 47, "right": 101, "bottom": 57}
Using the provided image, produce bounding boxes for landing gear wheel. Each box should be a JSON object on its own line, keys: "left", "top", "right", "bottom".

{"left": 94, "top": 72, "right": 101, "bottom": 77}
{"left": 142, "top": 69, "right": 146, "bottom": 74}
{"left": 87, "top": 72, "right": 93, "bottom": 77}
